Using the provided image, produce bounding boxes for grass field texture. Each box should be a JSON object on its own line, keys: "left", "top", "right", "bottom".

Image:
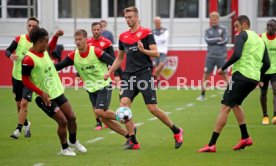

{"left": 0, "top": 88, "right": 275, "bottom": 166}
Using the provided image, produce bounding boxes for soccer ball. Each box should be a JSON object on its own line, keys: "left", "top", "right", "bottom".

{"left": 115, "top": 107, "right": 133, "bottom": 123}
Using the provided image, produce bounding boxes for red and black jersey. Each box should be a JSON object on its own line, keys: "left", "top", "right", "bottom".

{"left": 119, "top": 26, "right": 156, "bottom": 74}
{"left": 87, "top": 36, "right": 115, "bottom": 58}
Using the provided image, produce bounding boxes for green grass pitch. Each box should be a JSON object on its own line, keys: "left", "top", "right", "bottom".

{"left": 0, "top": 88, "right": 275, "bottom": 166}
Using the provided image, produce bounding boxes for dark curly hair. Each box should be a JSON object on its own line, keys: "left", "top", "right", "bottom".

{"left": 29, "top": 27, "right": 48, "bottom": 44}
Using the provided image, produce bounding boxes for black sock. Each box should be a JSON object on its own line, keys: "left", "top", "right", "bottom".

{"left": 201, "top": 91, "right": 205, "bottom": 96}
{"left": 62, "top": 143, "right": 69, "bottom": 149}
{"left": 16, "top": 124, "right": 23, "bottom": 132}
{"left": 24, "top": 119, "right": 28, "bottom": 126}
{"left": 274, "top": 112, "right": 276, "bottom": 117}
{"left": 130, "top": 135, "right": 138, "bottom": 144}
{"left": 96, "top": 117, "right": 102, "bottom": 125}
{"left": 170, "top": 124, "right": 180, "bottom": 134}
{"left": 263, "top": 114, "right": 268, "bottom": 117}
{"left": 69, "top": 133, "right": 76, "bottom": 144}
{"left": 208, "top": 132, "right": 220, "bottom": 146}
{"left": 239, "top": 124, "right": 249, "bottom": 139}
{"left": 125, "top": 134, "right": 129, "bottom": 139}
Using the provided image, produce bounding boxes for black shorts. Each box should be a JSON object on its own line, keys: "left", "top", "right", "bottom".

{"left": 221, "top": 73, "right": 258, "bottom": 107}
{"left": 12, "top": 77, "right": 33, "bottom": 102}
{"left": 260, "top": 73, "right": 276, "bottom": 91}
{"left": 120, "top": 69, "right": 157, "bottom": 104}
{"left": 88, "top": 85, "right": 112, "bottom": 110}
{"left": 35, "top": 94, "right": 68, "bottom": 117}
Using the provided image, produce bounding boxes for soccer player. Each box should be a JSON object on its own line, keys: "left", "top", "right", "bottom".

{"left": 259, "top": 19, "right": 276, "bottom": 125}
{"left": 55, "top": 29, "right": 131, "bottom": 143}
{"left": 22, "top": 27, "right": 86, "bottom": 156}
{"left": 5, "top": 17, "right": 62, "bottom": 139}
{"left": 104, "top": 6, "right": 183, "bottom": 150}
{"left": 152, "top": 16, "right": 169, "bottom": 85}
{"left": 197, "top": 11, "right": 229, "bottom": 101}
{"left": 198, "top": 15, "right": 270, "bottom": 152}
{"left": 87, "top": 22, "right": 121, "bottom": 130}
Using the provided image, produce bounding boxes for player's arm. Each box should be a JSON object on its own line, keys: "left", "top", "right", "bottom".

{"left": 48, "top": 29, "right": 64, "bottom": 55}
{"left": 205, "top": 29, "right": 221, "bottom": 45}
{"left": 137, "top": 33, "right": 159, "bottom": 57}
{"left": 54, "top": 51, "right": 74, "bottom": 71}
{"left": 105, "top": 45, "right": 122, "bottom": 76}
{"left": 95, "top": 48, "right": 123, "bottom": 77}
{"left": 22, "top": 56, "right": 51, "bottom": 106}
{"left": 5, "top": 36, "right": 19, "bottom": 61}
{"left": 260, "top": 47, "right": 270, "bottom": 76}
{"left": 217, "top": 27, "right": 228, "bottom": 45}
{"left": 104, "top": 49, "right": 124, "bottom": 80}
{"left": 221, "top": 31, "right": 247, "bottom": 71}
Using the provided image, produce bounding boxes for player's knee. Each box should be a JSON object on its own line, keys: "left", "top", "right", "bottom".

{"left": 95, "top": 109, "right": 103, "bottom": 117}
{"left": 20, "top": 100, "right": 28, "bottom": 109}
{"left": 58, "top": 118, "right": 68, "bottom": 127}
{"left": 146, "top": 104, "right": 158, "bottom": 113}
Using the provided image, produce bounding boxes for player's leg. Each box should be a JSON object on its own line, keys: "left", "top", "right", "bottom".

{"left": 138, "top": 71, "right": 183, "bottom": 149}
{"left": 93, "top": 85, "right": 129, "bottom": 137}
{"left": 88, "top": 92, "right": 103, "bottom": 130}
{"left": 231, "top": 79, "right": 257, "bottom": 150}
{"left": 35, "top": 96, "right": 75, "bottom": 156}
{"left": 120, "top": 75, "right": 140, "bottom": 148}
{"left": 270, "top": 76, "right": 276, "bottom": 124}
{"left": 153, "top": 53, "right": 166, "bottom": 83}
{"left": 260, "top": 75, "right": 270, "bottom": 124}
{"left": 10, "top": 81, "right": 30, "bottom": 139}
{"left": 197, "top": 57, "right": 214, "bottom": 101}
{"left": 55, "top": 94, "right": 87, "bottom": 153}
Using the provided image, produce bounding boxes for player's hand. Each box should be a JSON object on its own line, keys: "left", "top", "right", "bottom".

{"left": 104, "top": 71, "right": 111, "bottom": 80}
{"left": 217, "top": 68, "right": 224, "bottom": 75}
{"left": 259, "top": 82, "right": 264, "bottom": 87}
{"left": 137, "top": 40, "right": 144, "bottom": 52}
{"left": 55, "top": 29, "right": 64, "bottom": 37}
{"left": 41, "top": 92, "right": 51, "bottom": 106}
{"left": 114, "top": 76, "right": 121, "bottom": 87}
{"left": 10, "top": 54, "right": 18, "bottom": 61}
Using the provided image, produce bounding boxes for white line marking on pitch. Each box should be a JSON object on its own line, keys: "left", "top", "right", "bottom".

{"left": 109, "top": 131, "right": 116, "bottom": 134}
{"left": 148, "top": 117, "right": 158, "bottom": 121}
{"left": 33, "top": 163, "right": 44, "bottom": 166}
{"left": 210, "top": 94, "right": 217, "bottom": 98}
{"left": 175, "top": 107, "right": 184, "bottom": 111}
{"left": 165, "top": 112, "right": 172, "bottom": 115}
{"left": 186, "top": 103, "right": 195, "bottom": 107}
{"left": 86, "top": 137, "right": 104, "bottom": 144}
{"left": 135, "top": 122, "right": 144, "bottom": 127}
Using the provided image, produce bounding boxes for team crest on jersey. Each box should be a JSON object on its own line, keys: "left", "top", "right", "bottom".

{"left": 100, "top": 42, "right": 105, "bottom": 47}
{"left": 161, "top": 56, "right": 178, "bottom": 80}
{"left": 136, "top": 32, "right": 142, "bottom": 38}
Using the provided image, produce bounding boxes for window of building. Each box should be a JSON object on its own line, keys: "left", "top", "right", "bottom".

{"left": 58, "top": 0, "right": 101, "bottom": 18}
{"left": 156, "top": 0, "right": 170, "bottom": 18}
{"left": 108, "top": 0, "right": 135, "bottom": 17}
{"left": 0, "top": 1, "right": 2, "bottom": 18}
{"left": 206, "top": 0, "right": 231, "bottom": 17}
{"left": 174, "top": 0, "right": 199, "bottom": 18}
{"left": 6, "top": 0, "right": 37, "bottom": 18}
{"left": 258, "top": 0, "right": 276, "bottom": 17}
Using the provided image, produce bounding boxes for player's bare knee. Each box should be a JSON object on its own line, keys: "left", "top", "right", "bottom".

{"left": 20, "top": 100, "right": 28, "bottom": 109}
{"left": 147, "top": 104, "right": 159, "bottom": 114}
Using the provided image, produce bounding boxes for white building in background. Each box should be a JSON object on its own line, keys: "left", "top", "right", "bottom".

{"left": 0, "top": 0, "right": 275, "bottom": 48}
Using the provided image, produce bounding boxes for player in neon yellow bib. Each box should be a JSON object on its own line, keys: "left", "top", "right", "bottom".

{"left": 55, "top": 29, "right": 131, "bottom": 146}
{"left": 22, "top": 27, "right": 86, "bottom": 156}
{"left": 199, "top": 15, "right": 270, "bottom": 152}
{"left": 259, "top": 19, "right": 276, "bottom": 125}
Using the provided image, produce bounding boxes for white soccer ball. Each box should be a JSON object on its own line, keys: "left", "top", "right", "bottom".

{"left": 115, "top": 107, "right": 133, "bottom": 123}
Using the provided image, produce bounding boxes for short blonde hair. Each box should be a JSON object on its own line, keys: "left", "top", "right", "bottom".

{"left": 209, "top": 11, "right": 220, "bottom": 19}
{"left": 124, "top": 6, "right": 138, "bottom": 15}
